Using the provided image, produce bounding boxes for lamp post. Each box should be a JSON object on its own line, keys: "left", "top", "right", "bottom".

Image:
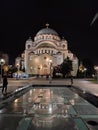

{"left": 94, "top": 66, "right": 98, "bottom": 83}
{"left": 49, "top": 59, "right": 52, "bottom": 84}
{"left": 0, "top": 59, "right": 5, "bottom": 82}
{"left": 84, "top": 67, "right": 87, "bottom": 78}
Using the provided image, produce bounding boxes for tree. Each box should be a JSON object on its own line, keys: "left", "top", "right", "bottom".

{"left": 82, "top": 58, "right": 94, "bottom": 77}
{"left": 60, "top": 57, "right": 73, "bottom": 78}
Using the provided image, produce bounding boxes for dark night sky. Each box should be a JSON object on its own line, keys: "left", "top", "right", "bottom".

{"left": 0, "top": 0, "right": 98, "bottom": 64}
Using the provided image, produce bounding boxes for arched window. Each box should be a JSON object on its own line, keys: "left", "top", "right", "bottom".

{"left": 27, "top": 44, "right": 30, "bottom": 49}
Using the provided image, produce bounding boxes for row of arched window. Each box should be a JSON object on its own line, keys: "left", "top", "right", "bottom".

{"left": 34, "top": 49, "right": 56, "bottom": 55}
{"left": 34, "top": 35, "right": 60, "bottom": 41}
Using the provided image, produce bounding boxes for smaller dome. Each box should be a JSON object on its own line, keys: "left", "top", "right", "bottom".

{"left": 26, "top": 37, "right": 33, "bottom": 45}
{"left": 36, "top": 28, "right": 58, "bottom": 36}
{"left": 26, "top": 37, "right": 32, "bottom": 42}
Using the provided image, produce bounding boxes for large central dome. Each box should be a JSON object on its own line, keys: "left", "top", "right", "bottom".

{"left": 36, "top": 27, "right": 58, "bottom": 36}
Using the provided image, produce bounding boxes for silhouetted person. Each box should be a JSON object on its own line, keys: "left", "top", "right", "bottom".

{"left": 2, "top": 75, "right": 8, "bottom": 94}
{"left": 70, "top": 76, "right": 73, "bottom": 86}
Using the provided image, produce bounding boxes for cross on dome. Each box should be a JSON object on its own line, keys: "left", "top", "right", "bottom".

{"left": 45, "top": 23, "right": 49, "bottom": 28}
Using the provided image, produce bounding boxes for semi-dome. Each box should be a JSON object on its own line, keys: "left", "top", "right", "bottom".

{"left": 26, "top": 37, "right": 33, "bottom": 42}
{"left": 36, "top": 27, "right": 58, "bottom": 36}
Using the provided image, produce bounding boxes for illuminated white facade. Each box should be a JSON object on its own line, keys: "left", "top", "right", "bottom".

{"left": 22, "top": 25, "right": 78, "bottom": 76}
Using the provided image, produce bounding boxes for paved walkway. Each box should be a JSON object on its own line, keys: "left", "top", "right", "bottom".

{"left": 73, "top": 78, "right": 98, "bottom": 97}
{"left": 0, "top": 78, "right": 98, "bottom": 102}
{"left": 0, "top": 78, "right": 32, "bottom": 104}
{"left": 31, "top": 78, "right": 98, "bottom": 97}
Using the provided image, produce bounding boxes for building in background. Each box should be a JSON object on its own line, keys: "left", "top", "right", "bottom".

{"left": 0, "top": 52, "right": 9, "bottom": 77}
{"left": 0, "top": 52, "right": 9, "bottom": 65}
{"left": 16, "top": 24, "right": 78, "bottom": 76}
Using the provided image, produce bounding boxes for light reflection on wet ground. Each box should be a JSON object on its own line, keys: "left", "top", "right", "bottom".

{"left": 0, "top": 87, "right": 98, "bottom": 130}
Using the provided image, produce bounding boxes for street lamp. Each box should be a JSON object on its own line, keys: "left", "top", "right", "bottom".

{"left": 94, "top": 65, "right": 98, "bottom": 83}
{"left": 0, "top": 59, "right": 5, "bottom": 81}
{"left": 49, "top": 59, "right": 52, "bottom": 84}
{"left": 84, "top": 67, "right": 87, "bottom": 78}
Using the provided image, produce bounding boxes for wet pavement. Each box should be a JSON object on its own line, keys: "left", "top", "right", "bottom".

{"left": 0, "top": 86, "right": 98, "bottom": 130}
{"left": 71, "top": 86, "right": 98, "bottom": 108}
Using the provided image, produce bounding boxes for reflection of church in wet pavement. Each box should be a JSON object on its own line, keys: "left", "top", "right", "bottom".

{"left": 18, "top": 24, "right": 78, "bottom": 76}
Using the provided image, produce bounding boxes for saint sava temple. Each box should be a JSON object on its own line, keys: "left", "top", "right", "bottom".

{"left": 15, "top": 24, "right": 78, "bottom": 77}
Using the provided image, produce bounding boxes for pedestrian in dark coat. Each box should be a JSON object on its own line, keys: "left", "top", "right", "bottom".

{"left": 70, "top": 75, "right": 73, "bottom": 86}
{"left": 2, "top": 75, "right": 8, "bottom": 94}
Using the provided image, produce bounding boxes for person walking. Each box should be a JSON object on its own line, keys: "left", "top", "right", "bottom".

{"left": 70, "top": 75, "right": 73, "bottom": 86}
{"left": 2, "top": 75, "right": 8, "bottom": 94}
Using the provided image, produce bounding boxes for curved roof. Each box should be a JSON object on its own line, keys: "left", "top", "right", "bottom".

{"left": 36, "top": 28, "right": 58, "bottom": 36}
{"left": 26, "top": 37, "right": 33, "bottom": 42}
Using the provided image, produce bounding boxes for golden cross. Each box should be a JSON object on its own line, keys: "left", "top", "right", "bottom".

{"left": 46, "top": 23, "right": 49, "bottom": 28}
